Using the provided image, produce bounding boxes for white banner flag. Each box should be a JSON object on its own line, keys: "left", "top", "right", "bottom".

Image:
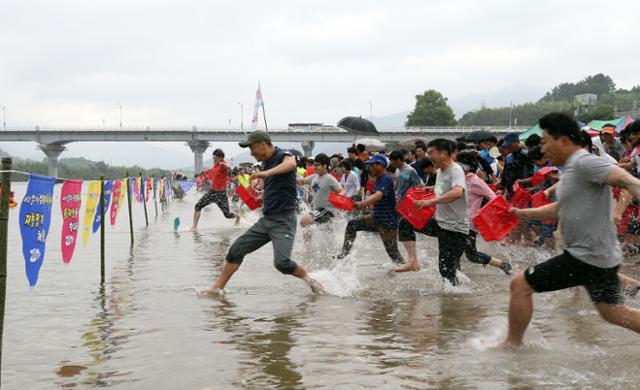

{"left": 251, "top": 82, "right": 264, "bottom": 129}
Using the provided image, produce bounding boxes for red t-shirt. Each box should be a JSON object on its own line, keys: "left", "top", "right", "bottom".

{"left": 208, "top": 161, "right": 229, "bottom": 191}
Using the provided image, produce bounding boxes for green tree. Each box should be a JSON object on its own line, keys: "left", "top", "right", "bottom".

{"left": 578, "top": 105, "right": 615, "bottom": 123}
{"left": 458, "top": 100, "right": 572, "bottom": 127}
{"left": 541, "top": 73, "right": 615, "bottom": 102}
{"left": 405, "top": 89, "right": 457, "bottom": 127}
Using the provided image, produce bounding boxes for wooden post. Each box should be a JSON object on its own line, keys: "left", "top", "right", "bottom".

{"left": 99, "top": 176, "right": 105, "bottom": 284}
{"left": 152, "top": 176, "right": 158, "bottom": 218}
{"left": 0, "top": 158, "right": 13, "bottom": 382}
{"left": 140, "top": 173, "right": 149, "bottom": 227}
{"left": 126, "top": 172, "right": 134, "bottom": 246}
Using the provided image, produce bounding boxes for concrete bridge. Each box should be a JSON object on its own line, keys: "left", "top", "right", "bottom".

{"left": 0, "top": 125, "right": 523, "bottom": 176}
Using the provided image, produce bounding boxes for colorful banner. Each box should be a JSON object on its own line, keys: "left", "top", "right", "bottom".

{"left": 146, "top": 177, "right": 152, "bottom": 201}
{"left": 133, "top": 177, "right": 141, "bottom": 203}
{"left": 141, "top": 177, "right": 146, "bottom": 203}
{"left": 19, "top": 174, "right": 55, "bottom": 287}
{"left": 110, "top": 180, "right": 122, "bottom": 225}
{"left": 92, "top": 181, "right": 113, "bottom": 234}
{"left": 177, "top": 180, "right": 196, "bottom": 193}
{"left": 60, "top": 180, "right": 82, "bottom": 264}
{"left": 82, "top": 181, "right": 101, "bottom": 245}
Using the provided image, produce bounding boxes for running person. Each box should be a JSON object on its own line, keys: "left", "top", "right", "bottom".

{"left": 398, "top": 139, "right": 469, "bottom": 285}
{"left": 335, "top": 154, "right": 405, "bottom": 264}
{"left": 299, "top": 153, "right": 344, "bottom": 228}
{"left": 496, "top": 113, "right": 640, "bottom": 348}
{"left": 191, "top": 149, "right": 240, "bottom": 230}
{"left": 205, "top": 131, "right": 323, "bottom": 295}
{"left": 456, "top": 152, "right": 512, "bottom": 274}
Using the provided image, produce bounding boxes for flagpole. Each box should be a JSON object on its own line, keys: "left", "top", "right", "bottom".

{"left": 262, "top": 103, "right": 269, "bottom": 133}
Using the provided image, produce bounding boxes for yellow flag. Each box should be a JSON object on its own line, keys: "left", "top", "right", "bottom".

{"left": 117, "top": 179, "right": 126, "bottom": 216}
{"left": 82, "top": 181, "right": 101, "bottom": 245}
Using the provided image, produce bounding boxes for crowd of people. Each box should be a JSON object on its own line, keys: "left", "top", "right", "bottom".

{"left": 192, "top": 112, "right": 640, "bottom": 347}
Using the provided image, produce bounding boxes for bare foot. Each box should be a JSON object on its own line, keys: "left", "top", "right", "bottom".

{"left": 191, "top": 226, "right": 198, "bottom": 232}
{"left": 234, "top": 215, "right": 240, "bottom": 226}
{"left": 304, "top": 276, "right": 325, "bottom": 294}
{"left": 200, "top": 287, "right": 225, "bottom": 297}
{"left": 395, "top": 261, "right": 421, "bottom": 273}
{"left": 489, "top": 339, "right": 522, "bottom": 350}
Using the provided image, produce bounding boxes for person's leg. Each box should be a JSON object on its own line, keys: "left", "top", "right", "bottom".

{"left": 192, "top": 190, "right": 216, "bottom": 230}
{"left": 396, "top": 217, "right": 420, "bottom": 272}
{"left": 619, "top": 273, "right": 640, "bottom": 296}
{"left": 495, "top": 252, "right": 584, "bottom": 348}
{"left": 212, "top": 190, "right": 240, "bottom": 225}
{"left": 496, "top": 271, "right": 536, "bottom": 347}
{"left": 337, "top": 215, "right": 376, "bottom": 259}
{"left": 268, "top": 212, "right": 324, "bottom": 293}
{"left": 378, "top": 227, "right": 404, "bottom": 264}
{"left": 465, "top": 231, "right": 512, "bottom": 275}
{"left": 206, "top": 218, "right": 271, "bottom": 293}
{"left": 596, "top": 304, "right": 640, "bottom": 333}
{"left": 437, "top": 230, "right": 467, "bottom": 285}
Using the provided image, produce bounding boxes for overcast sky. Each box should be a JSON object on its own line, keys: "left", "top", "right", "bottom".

{"left": 1, "top": 0, "right": 639, "bottom": 131}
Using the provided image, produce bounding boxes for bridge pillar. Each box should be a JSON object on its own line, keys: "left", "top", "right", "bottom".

{"left": 38, "top": 143, "right": 66, "bottom": 178}
{"left": 187, "top": 140, "right": 210, "bottom": 175}
{"left": 300, "top": 141, "right": 315, "bottom": 157}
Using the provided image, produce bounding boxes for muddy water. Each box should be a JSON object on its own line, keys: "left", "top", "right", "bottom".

{"left": 3, "top": 183, "right": 639, "bottom": 389}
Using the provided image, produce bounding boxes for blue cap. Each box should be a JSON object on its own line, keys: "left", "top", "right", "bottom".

{"left": 365, "top": 154, "right": 388, "bottom": 167}
{"left": 501, "top": 132, "right": 521, "bottom": 148}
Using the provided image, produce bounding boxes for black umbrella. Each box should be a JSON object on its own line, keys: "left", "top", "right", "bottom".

{"left": 460, "top": 129, "right": 494, "bottom": 143}
{"left": 337, "top": 116, "right": 378, "bottom": 135}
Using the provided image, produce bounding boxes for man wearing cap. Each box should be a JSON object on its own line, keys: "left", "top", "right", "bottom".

{"left": 499, "top": 132, "right": 533, "bottom": 195}
{"left": 335, "top": 153, "right": 405, "bottom": 264}
{"left": 205, "top": 131, "right": 323, "bottom": 294}
{"left": 601, "top": 124, "right": 624, "bottom": 161}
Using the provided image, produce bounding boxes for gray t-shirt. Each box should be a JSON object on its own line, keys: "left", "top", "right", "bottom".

{"left": 305, "top": 173, "right": 341, "bottom": 212}
{"left": 434, "top": 163, "right": 469, "bottom": 234}
{"left": 557, "top": 149, "right": 621, "bottom": 268}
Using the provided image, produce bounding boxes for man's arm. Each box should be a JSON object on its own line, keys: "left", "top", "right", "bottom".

{"left": 606, "top": 166, "right": 640, "bottom": 200}
{"left": 254, "top": 155, "right": 296, "bottom": 179}
{"left": 511, "top": 202, "right": 559, "bottom": 221}
{"left": 355, "top": 191, "right": 383, "bottom": 209}
{"left": 415, "top": 186, "right": 464, "bottom": 209}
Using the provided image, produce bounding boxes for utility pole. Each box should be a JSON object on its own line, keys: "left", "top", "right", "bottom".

{"left": 238, "top": 103, "right": 244, "bottom": 129}
{"left": 369, "top": 101, "right": 373, "bottom": 121}
{"left": 509, "top": 101, "right": 513, "bottom": 128}
{"left": 115, "top": 102, "right": 122, "bottom": 128}
{"left": 1, "top": 106, "right": 5, "bottom": 130}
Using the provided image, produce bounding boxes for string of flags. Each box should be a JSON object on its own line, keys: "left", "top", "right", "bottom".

{"left": 12, "top": 172, "right": 198, "bottom": 287}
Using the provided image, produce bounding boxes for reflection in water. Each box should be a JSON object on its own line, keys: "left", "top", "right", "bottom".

{"left": 205, "top": 297, "right": 306, "bottom": 389}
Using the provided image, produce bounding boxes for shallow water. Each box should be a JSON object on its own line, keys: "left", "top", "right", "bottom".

{"left": 3, "top": 182, "right": 640, "bottom": 389}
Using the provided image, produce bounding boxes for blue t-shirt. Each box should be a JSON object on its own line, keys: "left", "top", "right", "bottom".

{"left": 373, "top": 173, "right": 398, "bottom": 228}
{"left": 262, "top": 148, "right": 297, "bottom": 215}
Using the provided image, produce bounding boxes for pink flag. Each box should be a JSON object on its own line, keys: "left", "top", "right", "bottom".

{"left": 251, "top": 82, "right": 264, "bottom": 129}
{"left": 133, "top": 177, "right": 141, "bottom": 203}
{"left": 110, "top": 180, "right": 122, "bottom": 225}
{"left": 60, "top": 180, "right": 83, "bottom": 264}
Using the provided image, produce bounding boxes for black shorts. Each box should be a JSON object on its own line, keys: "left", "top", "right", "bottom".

{"left": 311, "top": 209, "right": 334, "bottom": 224}
{"left": 524, "top": 251, "right": 623, "bottom": 304}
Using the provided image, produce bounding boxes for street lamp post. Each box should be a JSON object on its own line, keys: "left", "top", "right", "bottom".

{"left": 369, "top": 101, "right": 373, "bottom": 121}
{"left": 115, "top": 102, "right": 122, "bottom": 128}
{"left": 238, "top": 103, "right": 244, "bottom": 129}
{"left": 1, "top": 106, "right": 5, "bottom": 130}
{"left": 509, "top": 101, "right": 513, "bottom": 128}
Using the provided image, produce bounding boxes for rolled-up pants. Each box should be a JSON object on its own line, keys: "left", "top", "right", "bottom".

{"left": 226, "top": 211, "right": 298, "bottom": 274}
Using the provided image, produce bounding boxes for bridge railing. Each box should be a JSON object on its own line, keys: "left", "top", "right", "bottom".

{"left": 2, "top": 125, "right": 525, "bottom": 133}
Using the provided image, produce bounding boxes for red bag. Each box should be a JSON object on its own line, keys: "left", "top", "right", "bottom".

{"left": 396, "top": 187, "right": 436, "bottom": 229}
{"left": 531, "top": 191, "right": 552, "bottom": 208}
{"left": 236, "top": 185, "right": 260, "bottom": 210}
{"left": 510, "top": 187, "right": 532, "bottom": 209}
{"left": 329, "top": 192, "right": 354, "bottom": 211}
{"left": 473, "top": 195, "right": 520, "bottom": 241}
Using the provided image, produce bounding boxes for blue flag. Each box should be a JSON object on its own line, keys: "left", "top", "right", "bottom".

{"left": 92, "top": 180, "right": 113, "bottom": 234}
{"left": 177, "top": 180, "right": 196, "bottom": 193}
{"left": 19, "top": 174, "right": 55, "bottom": 287}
